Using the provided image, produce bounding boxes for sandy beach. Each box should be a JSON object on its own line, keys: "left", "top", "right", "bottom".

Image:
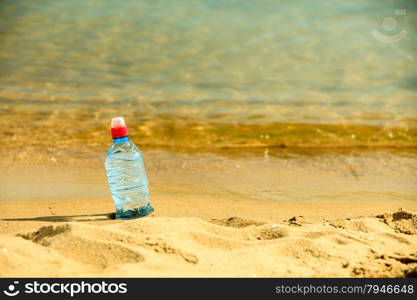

{"left": 1, "top": 149, "right": 416, "bottom": 277}
{"left": 1, "top": 0, "right": 417, "bottom": 282}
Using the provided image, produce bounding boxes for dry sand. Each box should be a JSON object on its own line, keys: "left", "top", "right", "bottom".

{"left": 1, "top": 196, "right": 417, "bottom": 277}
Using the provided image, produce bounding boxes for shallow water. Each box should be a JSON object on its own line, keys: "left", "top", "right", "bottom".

{"left": 0, "top": 0, "right": 416, "bottom": 149}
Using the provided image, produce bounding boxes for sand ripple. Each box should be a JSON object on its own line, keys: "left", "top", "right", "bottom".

{"left": 1, "top": 211, "right": 416, "bottom": 277}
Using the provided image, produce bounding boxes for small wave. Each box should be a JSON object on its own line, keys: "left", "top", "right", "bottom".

{"left": 125, "top": 121, "right": 417, "bottom": 149}
{"left": 1, "top": 113, "right": 415, "bottom": 150}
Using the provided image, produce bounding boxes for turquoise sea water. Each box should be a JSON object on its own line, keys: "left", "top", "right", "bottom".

{"left": 0, "top": 0, "right": 416, "bottom": 147}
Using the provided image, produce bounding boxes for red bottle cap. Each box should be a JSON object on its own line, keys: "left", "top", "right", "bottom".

{"left": 110, "top": 117, "right": 128, "bottom": 138}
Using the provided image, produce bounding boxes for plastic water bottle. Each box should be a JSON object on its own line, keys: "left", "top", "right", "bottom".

{"left": 104, "top": 117, "right": 154, "bottom": 219}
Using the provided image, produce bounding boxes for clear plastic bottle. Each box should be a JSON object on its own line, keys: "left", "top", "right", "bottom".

{"left": 104, "top": 117, "right": 154, "bottom": 219}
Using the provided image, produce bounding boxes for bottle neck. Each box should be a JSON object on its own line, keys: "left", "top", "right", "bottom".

{"left": 113, "top": 136, "right": 129, "bottom": 144}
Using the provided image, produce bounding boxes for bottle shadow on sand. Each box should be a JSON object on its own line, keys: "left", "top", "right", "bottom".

{"left": 1, "top": 213, "right": 116, "bottom": 222}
